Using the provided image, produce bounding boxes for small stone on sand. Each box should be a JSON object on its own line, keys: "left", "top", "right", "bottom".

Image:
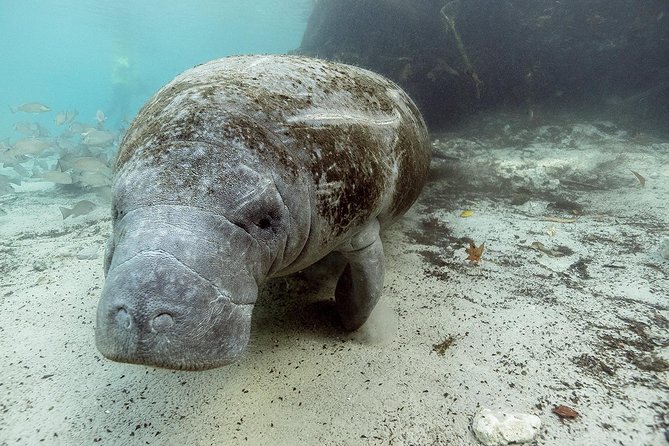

{"left": 472, "top": 408, "right": 541, "bottom": 445}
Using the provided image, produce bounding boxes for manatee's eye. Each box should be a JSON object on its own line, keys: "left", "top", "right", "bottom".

{"left": 113, "top": 206, "right": 125, "bottom": 220}
{"left": 237, "top": 181, "right": 285, "bottom": 237}
{"left": 256, "top": 217, "right": 272, "bottom": 229}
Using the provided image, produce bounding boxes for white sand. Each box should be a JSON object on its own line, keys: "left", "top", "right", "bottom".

{"left": 1, "top": 111, "right": 668, "bottom": 445}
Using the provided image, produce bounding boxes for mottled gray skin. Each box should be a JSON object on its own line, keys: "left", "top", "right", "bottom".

{"left": 96, "top": 55, "right": 430, "bottom": 370}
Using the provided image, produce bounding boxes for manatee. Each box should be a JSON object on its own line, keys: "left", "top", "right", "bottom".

{"left": 95, "top": 55, "right": 431, "bottom": 370}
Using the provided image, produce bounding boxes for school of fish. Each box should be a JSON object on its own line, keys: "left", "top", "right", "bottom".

{"left": 1, "top": 102, "right": 122, "bottom": 214}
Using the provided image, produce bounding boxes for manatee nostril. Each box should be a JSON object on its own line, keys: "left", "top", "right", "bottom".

{"left": 151, "top": 313, "right": 175, "bottom": 333}
{"left": 114, "top": 306, "right": 131, "bottom": 329}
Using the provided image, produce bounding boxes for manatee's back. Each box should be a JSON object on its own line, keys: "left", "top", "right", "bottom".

{"left": 117, "top": 55, "right": 430, "bottom": 236}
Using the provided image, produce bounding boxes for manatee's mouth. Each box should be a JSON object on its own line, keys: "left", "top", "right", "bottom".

{"left": 99, "top": 350, "right": 238, "bottom": 371}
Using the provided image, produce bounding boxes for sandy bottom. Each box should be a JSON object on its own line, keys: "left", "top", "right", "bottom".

{"left": 1, "top": 110, "right": 668, "bottom": 445}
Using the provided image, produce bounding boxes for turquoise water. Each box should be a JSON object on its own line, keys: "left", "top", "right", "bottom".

{"left": 1, "top": 0, "right": 312, "bottom": 137}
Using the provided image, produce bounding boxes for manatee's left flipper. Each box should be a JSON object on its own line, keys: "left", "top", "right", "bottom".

{"left": 335, "top": 219, "right": 385, "bottom": 331}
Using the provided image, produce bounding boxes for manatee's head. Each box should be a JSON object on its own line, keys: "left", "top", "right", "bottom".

{"left": 96, "top": 140, "right": 305, "bottom": 370}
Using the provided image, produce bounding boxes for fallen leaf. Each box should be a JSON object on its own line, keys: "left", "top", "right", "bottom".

{"left": 466, "top": 241, "right": 485, "bottom": 263}
{"left": 630, "top": 170, "right": 646, "bottom": 187}
{"left": 553, "top": 405, "right": 579, "bottom": 419}
{"left": 460, "top": 209, "right": 474, "bottom": 217}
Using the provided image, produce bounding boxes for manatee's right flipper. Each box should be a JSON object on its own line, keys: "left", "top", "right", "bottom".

{"left": 335, "top": 220, "right": 385, "bottom": 331}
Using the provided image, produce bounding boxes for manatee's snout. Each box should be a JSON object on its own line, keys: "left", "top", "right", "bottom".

{"left": 95, "top": 252, "right": 256, "bottom": 370}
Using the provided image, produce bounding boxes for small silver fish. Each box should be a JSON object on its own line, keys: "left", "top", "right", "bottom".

{"left": 68, "top": 156, "right": 110, "bottom": 173}
{"left": 55, "top": 137, "right": 77, "bottom": 152}
{"left": 36, "top": 171, "right": 73, "bottom": 185}
{"left": 31, "top": 123, "right": 51, "bottom": 137}
{"left": 55, "top": 110, "right": 79, "bottom": 126}
{"left": 96, "top": 110, "right": 107, "bottom": 125}
{"left": 60, "top": 200, "right": 97, "bottom": 219}
{"left": 10, "top": 102, "right": 51, "bottom": 113}
{"left": 55, "top": 112, "right": 67, "bottom": 126}
{"left": 81, "top": 129, "right": 115, "bottom": 147}
{"left": 13, "top": 122, "right": 39, "bottom": 136}
{"left": 7, "top": 176, "right": 21, "bottom": 186}
{"left": 0, "top": 150, "right": 23, "bottom": 167}
{"left": 34, "top": 159, "right": 50, "bottom": 170}
{"left": 0, "top": 175, "right": 15, "bottom": 195}
{"left": 13, "top": 164, "right": 30, "bottom": 178}
{"left": 11, "top": 138, "right": 52, "bottom": 156}
{"left": 75, "top": 171, "right": 111, "bottom": 188}
{"left": 14, "top": 121, "right": 49, "bottom": 137}
{"left": 69, "top": 121, "right": 93, "bottom": 134}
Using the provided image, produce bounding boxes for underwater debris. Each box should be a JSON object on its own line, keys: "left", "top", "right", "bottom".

{"left": 552, "top": 405, "right": 579, "bottom": 420}
{"left": 661, "top": 238, "right": 669, "bottom": 260}
{"left": 560, "top": 179, "right": 602, "bottom": 190}
{"left": 630, "top": 170, "right": 646, "bottom": 187}
{"left": 632, "top": 354, "right": 669, "bottom": 372}
{"left": 440, "top": 3, "right": 483, "bottom": 99}
{"left": 32, "top": 260, "right": 49, "bottom": 271}
{"left": 426, "top": 58, "right": 460, "bottom": 82}
{"left": 466, "top": 240, "right": 485, "bottom": 263}
{"left": 76, "top": 245, "right": 100, "bottom": 260}
{"left": 432, "top": 335, "right": 457, "bottom": 356}
{"left": 547, "top": 199, "right": 584, "bottom": 216}
{"left": 542, "top": 216, "right": 577, "bottom": 223}
{"left": 460, "top": 209, "right": 474, "bottom": 217}
{"left": 569, "top": 258, "right": 591, "bottom": 279}
{"left": 529, "top": 241, "right": 573, "bottom": 257}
